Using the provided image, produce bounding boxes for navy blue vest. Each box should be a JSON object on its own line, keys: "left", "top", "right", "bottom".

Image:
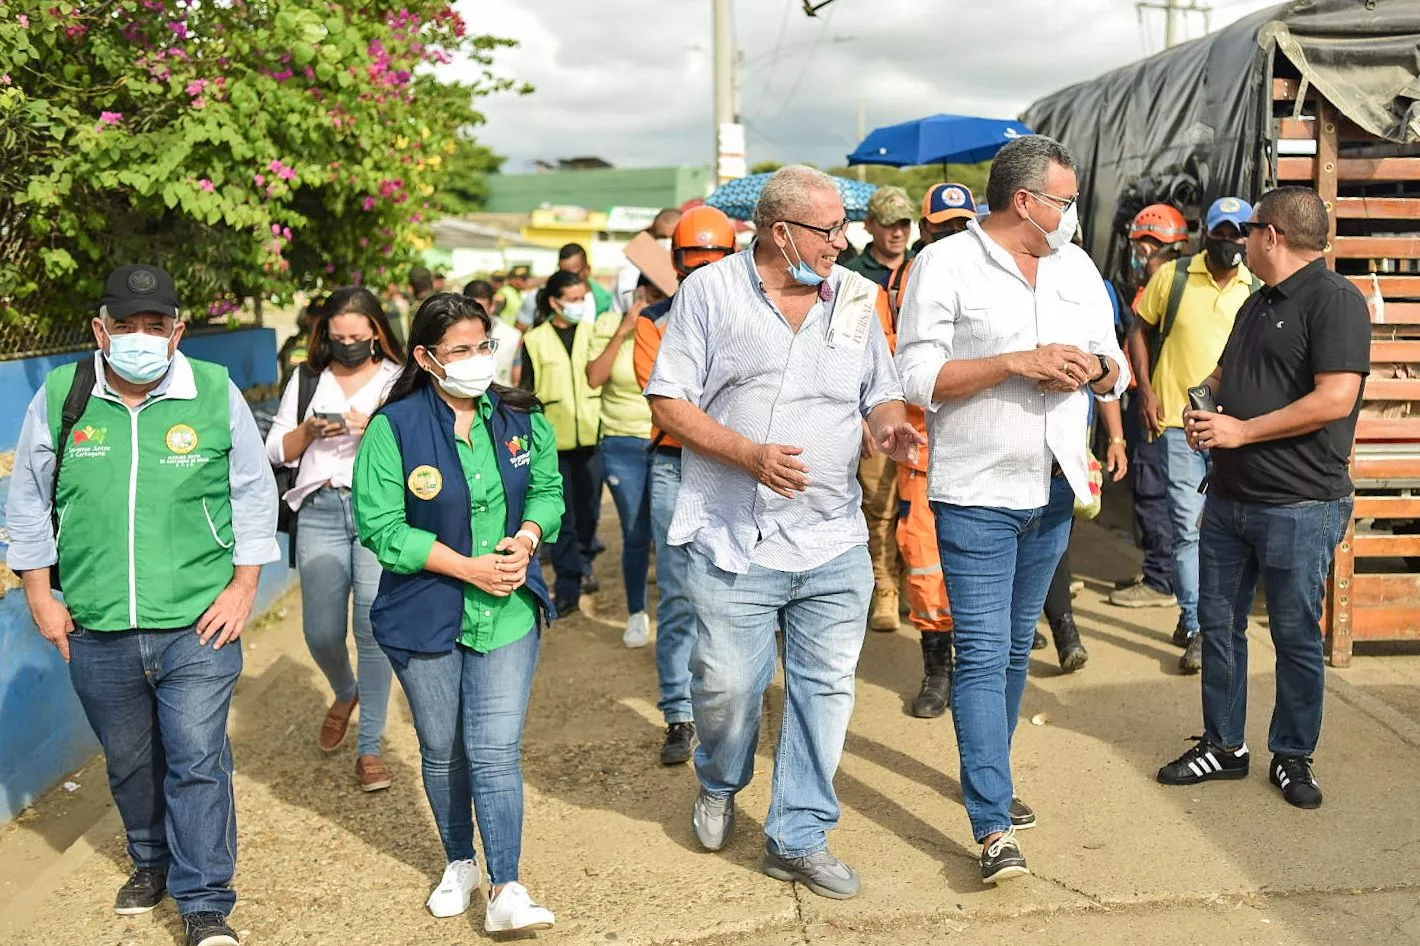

{"left": 369, "top": 383, "right": 556, "bottom": 665}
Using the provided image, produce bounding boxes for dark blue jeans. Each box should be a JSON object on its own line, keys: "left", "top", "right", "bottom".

{"left": 1199, "top": 493, "right": 1351, "bottom": 757}
{"left": 551, "top": 447, "right": 601, "bottom": 607}
{"left": 1126, "top": 396, "right": 1175, "bottom": 594}
{"left": 68, "top": 625, "right": 242, "bottom": 916}
{"left": 932, "top": 475, "right": 1074, "bottom": 842}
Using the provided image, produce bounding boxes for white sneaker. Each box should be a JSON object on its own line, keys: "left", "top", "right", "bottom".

{"left": 485, "top": 881, "right": 555, "bottom": 933}
{"left": 623, "top": 612, "right": 650, "bottom": 649}
{"left": 426, "top": 859, "right": 481, "bottom": 918}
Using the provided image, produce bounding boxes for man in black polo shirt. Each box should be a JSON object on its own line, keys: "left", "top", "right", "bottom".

{"left": 1156, "top": 187, "right": 1370, "bottom": 809}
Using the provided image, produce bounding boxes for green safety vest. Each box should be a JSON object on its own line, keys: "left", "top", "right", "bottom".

{"left": 47, "top": 357, "right": 235, "bottom": 631}
{"left": 498, "top": 286, "right": 523, "bottom": 326}
{"left": 522, "top": 320, "right": 602, "bottom": 450}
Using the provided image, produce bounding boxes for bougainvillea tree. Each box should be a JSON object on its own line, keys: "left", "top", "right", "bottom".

{"left": 0, "top": 0, "right": 519, "bottom": 326}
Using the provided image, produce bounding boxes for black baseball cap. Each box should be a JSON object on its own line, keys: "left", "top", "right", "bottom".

{"left": 100, "top": 264, "right": 180, "bottom": 320}
{"left": 509, "top": 264, "right": 532, "bottom": 279}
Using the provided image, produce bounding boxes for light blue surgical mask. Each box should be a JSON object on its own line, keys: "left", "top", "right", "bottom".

{"left": 104, "top": 328, "right": 174, "bottom": 383}
{"left": 777, "top": 225, "right": 826, "bottom": 287}
{"left": 559, "top": 300, "right": 588, "bottom": 323}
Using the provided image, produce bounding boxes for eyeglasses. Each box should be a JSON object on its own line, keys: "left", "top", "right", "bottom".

{"left": 1240, "top": 221, "right": 1285, "bottom": 237}
{"left": 434, "top": 339, "right": 499, "bottom": 360}
{"left": 783, "top": 219, "right": 849, "bottom": 242}
{"left": 1029, "top": 190, "right": 1078, "bottom": 214}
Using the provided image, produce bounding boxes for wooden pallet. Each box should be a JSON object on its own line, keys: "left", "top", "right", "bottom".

{"left": 1274, "top": 76, "right": 1420, "bottom": 665}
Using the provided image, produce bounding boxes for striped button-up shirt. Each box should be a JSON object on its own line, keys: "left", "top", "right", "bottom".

{"left": 895, "top": 219, "right": 1130, "bottom": 511}
{"left": 646, "top": 247, "right": 904, "bottom": 574}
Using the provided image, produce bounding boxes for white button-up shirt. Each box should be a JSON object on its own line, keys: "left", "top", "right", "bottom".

{"left": 895, "top": 219, "right": 1130, "bottom": 511}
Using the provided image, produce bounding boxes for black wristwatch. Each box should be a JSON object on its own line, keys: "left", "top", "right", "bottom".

{"left": 1091, "top": 353, "right": 1110, "bottom": 383}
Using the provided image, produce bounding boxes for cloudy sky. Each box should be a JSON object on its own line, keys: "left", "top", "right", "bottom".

{"left": 454, "top": 0, "right": 1282, "bottom": 172}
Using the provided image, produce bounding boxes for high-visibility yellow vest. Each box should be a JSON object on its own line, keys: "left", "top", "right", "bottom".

{"left": 523, "top": 319, "right": 602, "bottom": 450}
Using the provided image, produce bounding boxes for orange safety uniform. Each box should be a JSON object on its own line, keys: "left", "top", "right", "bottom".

{"left": 876, "top": 261, "right": 952, "bottom": 633}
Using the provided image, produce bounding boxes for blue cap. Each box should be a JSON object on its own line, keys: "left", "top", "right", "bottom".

{"left": 922, "top": 183, "right": 977, "bottom": 224}
{"left": 1205, "top": 196, "right": 1253, "bottom": 234}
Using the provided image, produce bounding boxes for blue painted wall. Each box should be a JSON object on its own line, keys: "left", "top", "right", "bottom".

{"left": 0, "top": 327, "right": 293, "bottom": 825}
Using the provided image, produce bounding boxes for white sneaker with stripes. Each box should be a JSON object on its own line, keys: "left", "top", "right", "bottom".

{"left": 1157, "top": 737, "right": 1250, "bottom": 785}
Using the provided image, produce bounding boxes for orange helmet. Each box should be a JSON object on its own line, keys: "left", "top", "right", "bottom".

{"left": 672, "top": 206, "right": 736, "bottom": 276}
{"left": 1129, "top": 203, "right": 1189, "bottom": 244}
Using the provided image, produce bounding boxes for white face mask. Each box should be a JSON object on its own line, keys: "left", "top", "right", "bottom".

{"left": 429, "top": 353, "right": 496, "bottom": 399}
{"left": 559, "top": 300, "right": 588, "bottom": 323}
{"left": 1027, "top": 193, "right": 1079, "bottom": 253}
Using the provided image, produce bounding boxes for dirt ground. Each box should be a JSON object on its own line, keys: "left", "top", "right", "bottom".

{"left": 2, "top": 498, "right": 1418, "bottom": 946}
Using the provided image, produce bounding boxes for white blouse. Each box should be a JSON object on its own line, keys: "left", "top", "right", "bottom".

{"left": 264, "top": 359, "right": 402, "bottom": 511}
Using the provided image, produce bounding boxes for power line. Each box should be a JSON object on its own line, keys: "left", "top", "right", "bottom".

{"left": 757, "top": 0, "right": 794, "bottom": 96}
{"left": 762, "top": 2, "right": 838, "bottom": 124}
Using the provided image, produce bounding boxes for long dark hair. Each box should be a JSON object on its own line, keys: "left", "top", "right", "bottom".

{"left": 306, "top": 286, "right": 405, "bottom": 373}
{"left": 385, "top": 292, "right": 541, "bottom": 413}
{"left": 533, "top": 269, "right": 586, "bottom": 325}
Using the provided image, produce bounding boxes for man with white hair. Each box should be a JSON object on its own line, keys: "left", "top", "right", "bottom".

{"left": 647, "top": 165, "right": 922, "bottom": 900}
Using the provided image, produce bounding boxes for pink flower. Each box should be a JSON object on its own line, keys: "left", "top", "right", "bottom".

{"left": 17, "top": 14, "right": 30, "bottom": 28}
{"left": 168, "top": 20, "right": 189, "bottom": 38}
{"left": 271, "top": 223, "right": 282, "bottom": 235}
{"left": 0, "top": 75, "right": 10, "bottom": 85}
{"left": 358, "top": 237, "right": 369, "bottom": 248}
{"left": 185, "top": 78, "right": 207, "bottom": 96}
{"left": 253, "top": 173, "right": 265, "bottom": 187}
{"left": 362, "top": 196, "right": 377, "bottom": 212}
{"left": 98, "top": 111, "right": 124, "bottom": 127}
{"left": 190, "top": 96, "right": 206, "bottom": 109}
{"left": 199, "top": 178, "right": 215, "bottom": 191}
{"left": 326, "top": 263, "right": 336, "bottom": 274}
{"left": 63, "top": 23, "right": 86, "bottom": 39}
{"left": 281, "top": 226, "right": 292, "bottom": 239}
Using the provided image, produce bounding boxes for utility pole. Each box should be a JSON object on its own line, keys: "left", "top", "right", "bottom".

{"left": 712, "top": 0, "right": 745, "bottom": 186}
{"left": 856, "top": 100, "right": 867, "bottom": 182}
{"left": 1136, "top": 0, "right": 1212, "bottom": 49}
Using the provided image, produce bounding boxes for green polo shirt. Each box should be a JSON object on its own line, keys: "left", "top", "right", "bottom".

{"left": 354, "top": 399, "right": 564, "bottom": 653}
{"left": 841, "top": 243, "right": 911, "bottom": 288}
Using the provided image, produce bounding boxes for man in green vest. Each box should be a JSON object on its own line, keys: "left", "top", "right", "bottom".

{"left": 4, "top": 264, "right": 279, "bottom": 946}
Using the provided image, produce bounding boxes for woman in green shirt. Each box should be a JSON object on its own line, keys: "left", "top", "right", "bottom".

{"left": 352, "top": 293, "right": 563, "bottom": 934}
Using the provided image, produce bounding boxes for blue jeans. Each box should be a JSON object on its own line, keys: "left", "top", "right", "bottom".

{"left": 550, "top": 448, "right": 600, "bottom": 607}
{"left": 1199, "top": 494, "right": 1351, "bottom": 757}
{"left": 68, "top": 625, "right": 242, "bottom": 915}
{"left": 1162, "top": 428, "right": 1210, "bottom": 633}
{"left": 684, "top": 544, "right": 872, "bottom": 858}
{"left": 933, "top": 475, "right": 1074, "bottom": 842}
{"left": 392, "top": 630, "right": 541, "bottom": 885}
{"left": 1126, "top": 397, "right": 1174, "bottom": 593}
{"left": 296, "top": 487, "right": 392, "bottom": 755}
{"left": 600, "top": 436, "right": 653, "bottom": 614}
{"left": 649, "top": 451, "right": 695, "bottom": 724}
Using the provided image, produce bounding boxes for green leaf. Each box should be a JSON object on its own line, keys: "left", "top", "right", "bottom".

{"left": 291, "top": 42, "right": 315, "bottom": 66}
{"left": 162, "top": 183, "right": 178, "bottom": 209}
{"left": 315, "top": 61, "right": 335, "bottom": 82}
{"left": 42, "top": 248, "right": 76, "bottom": 278}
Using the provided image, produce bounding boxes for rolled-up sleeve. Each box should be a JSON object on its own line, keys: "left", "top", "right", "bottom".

{"left": 4, "top": 389, "right": 58, "bottom": 572}
{"left": 264, "top": 372, "right": 302, "bottom": 467}
{"left": 645, "top": 272, "right": 709, "bottom": 404}
{"left": 1079, "top": 269, "right": 1131, "bottom": 401}
{"left": 894, "top": 252, "right": 957, "bottom": 411}
{"left": 227, "top": 381, "right": 282, "bottom": 566}
{"left": 353, "top": 413, "right": 437, "bottom": 574}
{"left": 522, "top": 413, "right": 564, "bottom": 543}
{"left": 859, "top": 316, "right": 905, "bottom": 417}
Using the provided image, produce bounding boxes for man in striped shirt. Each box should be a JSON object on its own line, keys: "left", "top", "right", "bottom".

{"left": 647, "top": 165, "right": 921, "bottom": 901}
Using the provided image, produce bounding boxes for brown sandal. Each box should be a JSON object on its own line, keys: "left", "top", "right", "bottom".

{"left": 318, "top": 695, "right": 359, "bottom": 753}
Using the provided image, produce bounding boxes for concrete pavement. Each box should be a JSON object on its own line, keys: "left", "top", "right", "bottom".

{"left": 1, "top": 517, "right": 1417, "bottom": 946}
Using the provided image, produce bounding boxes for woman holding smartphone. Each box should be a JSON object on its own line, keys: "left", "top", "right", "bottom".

{"left": 353, "top": 293, "right": 563, "bottom": 933}
{"left": 265, "top": 287, "right": 404, "bottom": 791}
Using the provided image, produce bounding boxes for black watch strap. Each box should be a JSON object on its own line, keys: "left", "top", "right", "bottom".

{"left": 1092, "top": 353, "right": 1109, "bottom": 383}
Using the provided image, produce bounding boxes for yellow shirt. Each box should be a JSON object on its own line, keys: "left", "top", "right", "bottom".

{"left": 1137, "top": 255, "right": 1255, "bottom": 430}
{"left": 588, "top": 311, "right": 653, "bottom": 439}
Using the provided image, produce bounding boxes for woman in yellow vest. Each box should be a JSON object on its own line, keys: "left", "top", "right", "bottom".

{"left": 520, "top": 270, "right": 602, "bottom": 614}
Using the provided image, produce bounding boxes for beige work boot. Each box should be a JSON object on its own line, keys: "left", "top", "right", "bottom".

{"left": 870, "top": 588, "right": 900, "bottom": 632}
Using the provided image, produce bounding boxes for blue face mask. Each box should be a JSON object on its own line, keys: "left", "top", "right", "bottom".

{"left": 777, "top": 225, "right": 825, "bottom": 287}
{"left": 105, "top": 328, "right": 174, "bottom": 383}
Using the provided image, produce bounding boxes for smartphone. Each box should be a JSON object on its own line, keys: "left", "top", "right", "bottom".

{"left": 1187, "top": 385, "right": 1218, "bottom": 415}
{"left": 314, "top": 411, "right": 348, "bottom": 430}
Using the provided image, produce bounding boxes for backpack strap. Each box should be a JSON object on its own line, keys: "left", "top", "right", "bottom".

{"left": 294, "top": 363, "right": 318, "bottom": 422}
{"left": 1148, "top": 256, "right": 1195, "bottom": 382}
{"left": 887, "top": 258, "right": 913, "bottom": 321}
{"left": 48, "top": 355, "right": 97, "bottom": 589}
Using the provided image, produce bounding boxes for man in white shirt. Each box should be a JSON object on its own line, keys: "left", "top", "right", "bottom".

{"left": 895, "top": 136, "right": 1129, "bottom": 885}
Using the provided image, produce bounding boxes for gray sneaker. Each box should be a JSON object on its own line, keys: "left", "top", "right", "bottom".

{"left": 762, "top": 847, "right": 862, "bottom": 900}
{"left": 1108, "top": 581, "right": 1178, "bottom": 609}
{"left": 691, "top": 789, "right": 735, "bottom": 851}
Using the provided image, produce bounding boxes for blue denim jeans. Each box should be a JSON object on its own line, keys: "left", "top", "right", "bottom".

{"left": 296, "top": 487, "right": 392, "bottom": 755}
{"left": 1199, "top": 494, "right": 1351, "bottom": 757}
{"left": 1162, "top": 428, "right": 1211, "bottom": 633}
{"left": 649, "top": 451, "right": 694, "bottom": 724}
{"left": 392, "top": 630, "right": 541, "bottom": 885}
{"left": 550, "top": 448, "right": 600, "bottom": 607}
{"left": 600, "top": 436, "right": 653, "bottom": 614}
{"left": 68, "top": 625, "right": 242, "bottom": 915}
{"left": 932, "top": 475, "right": 1074, "bottom": 842}
{"left": 1126, "top": 396, "right": 1174, "bottom": 594}
{"left": 684, "top": 544, "right": 872, "bottom": 858}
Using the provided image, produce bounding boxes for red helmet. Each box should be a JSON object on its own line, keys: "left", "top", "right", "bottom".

{"left": 1129, "top": 203, "right": 1189, "bottom": 244}
{"left": 672, "top": 206, "right": 736, "bottom": 276}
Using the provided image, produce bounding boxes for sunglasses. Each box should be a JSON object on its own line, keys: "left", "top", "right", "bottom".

{"left": 1239, "top": 220, "right": 1285, "bottom": 237}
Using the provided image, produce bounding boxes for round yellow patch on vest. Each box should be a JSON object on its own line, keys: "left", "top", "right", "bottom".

{"left": 407, "top": 465, "right": 443, "bottom": 500}
{"left": 165, "top": 424, "right": 199, "bottom": 455}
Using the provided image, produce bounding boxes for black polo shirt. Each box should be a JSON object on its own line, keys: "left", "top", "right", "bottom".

{"left": 1212, "top": 258, "right": 1371, "bottom": 505}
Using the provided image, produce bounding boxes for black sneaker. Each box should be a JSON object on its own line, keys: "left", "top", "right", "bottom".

{"left": 184, "top": 912, "right": 238, "bottom": 946}
{"left": 1179, "top": 632, "right": 1203, "bottom": 674}
{"left": 980, "top": 827, "right": 1028, "bottom": 884}
{"left": 115, "top": 866, "right": 167, "bottom": 916}
{"left": 1270, "top": 756, "right": 1323, "bottom": 809}
{"left": 1157, "top": 736, "right": 1249, "bottom": 785}
{"left": 660, "top": 722, "right": 695, "bottom": 766}
{"left": 581, "top": 574, "right": 600, "bottom": 595}
{"left": 1031, "top": 630, "right": 1048, "bottom": 650}
{"left": 554, "top": 597, "right": 579, "bottom": 616}
{"left": 1171, "top": 618, "right": 1194, "bottom": 648}
{"left": 1009, "top": 796, "right": 1036, "bottom": 830}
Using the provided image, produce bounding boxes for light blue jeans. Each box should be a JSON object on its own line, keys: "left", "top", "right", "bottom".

{"left": 601, "top": 435, "right": 653, "bottom": 614}
{"left": 933, "top": 475, "right": 1074, "bottom": 842}
{"left": 392, "top": 630, "right": 541, "bottom": 885}
{"left": 1162, "top": 428, "right": 1211, "bottom": 634}
{"left": 295, "top": 487, "right": 392, "bottom": 756}
{"left": 684, "top": 544, "right": 872, "bottom": 858}
{"left": 649, "top": 451, "right": 694, "bottom": 724}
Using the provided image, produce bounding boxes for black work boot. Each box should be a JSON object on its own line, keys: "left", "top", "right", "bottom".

{"left": 1050, "top": 612, "right": 1088, "bottom": 673}
{"left": 911, "top": 633, "right": 953, "bottom": 718}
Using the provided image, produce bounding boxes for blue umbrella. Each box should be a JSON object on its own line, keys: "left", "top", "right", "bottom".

{"left": 847, "top": 114, "right": 1034, "bottom": 168}
{"left": 706, "top": 172, "right": 880, "bottom": 222}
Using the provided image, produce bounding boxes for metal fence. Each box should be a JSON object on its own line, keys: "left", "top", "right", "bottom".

{"left": 0, "top": 308, "right": 263, "bottom": 362}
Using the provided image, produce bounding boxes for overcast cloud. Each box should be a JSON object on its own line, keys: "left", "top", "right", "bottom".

{"left": 452, "top": 0, "right": 1281, "bottom": 172}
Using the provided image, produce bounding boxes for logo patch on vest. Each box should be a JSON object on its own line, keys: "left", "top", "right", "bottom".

{"left": 68, "top": 424, "right": 110, "bottom": 459}
{"left": 408, "top": 465, "right": 443, "bottom": 500}
{"left": 506, "top": 435, "right": 532, "bottom": 468}
{"left": 166, "top": 424, "right": 199, "bottom": 455}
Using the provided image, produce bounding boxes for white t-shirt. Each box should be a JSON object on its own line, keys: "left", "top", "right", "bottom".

{"left": 491, "top": 318, "right": 522, "bottom": 387}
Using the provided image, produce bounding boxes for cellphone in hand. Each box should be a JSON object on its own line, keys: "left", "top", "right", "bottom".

{"left": 314, "top": 410, "right": 348, "bottom": 429}
{"left": 1187, "top": 385, "right": 1218, "bottom": 414}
